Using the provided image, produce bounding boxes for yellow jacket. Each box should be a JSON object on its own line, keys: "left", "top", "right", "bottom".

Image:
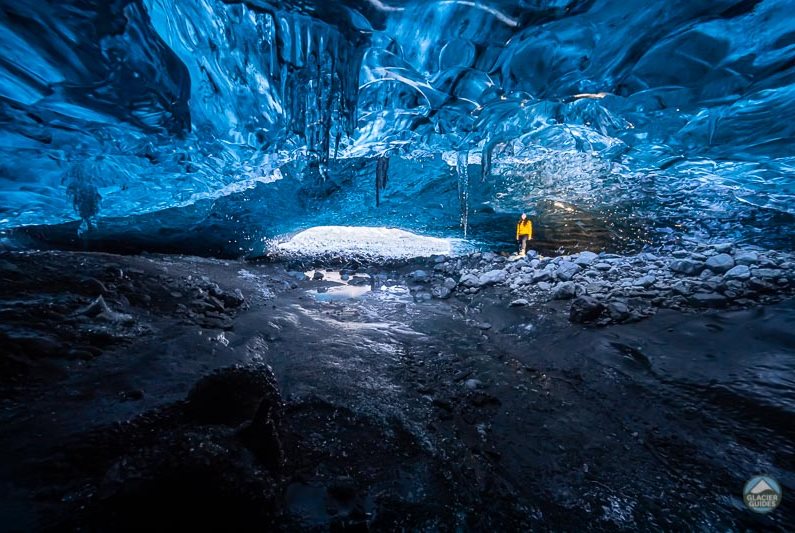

{"left": 516, "top": 219, "right": 533, "bottom": 239}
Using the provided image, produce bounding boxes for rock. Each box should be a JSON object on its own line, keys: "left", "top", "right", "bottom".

{"left": 556, "top": 261, "right": 582, "bottom": 281}
{"left": 415, "top": 291, "right": 433, "bottom": 302}
{"left": 705, "top": 253, "right": 734, "bottom": 273}
{"left": 482, "top": 252, "right": 497, "bottom": 262}
{"left": 509, "top": 298, "right": 529, "bottom": 307}
{"left": 574, "top": 251, "right": 599, "bottom": 266}
{"left": 752, "top": 268, "right": 780, "bottom": 279}
{"left": 410, "top": 270, "right": 430, "bottom": 283}
{"left": 537, "top": 281, "right": 552, "bottom": 291}
{"left": 186, "top": 364, "right": 281, "bottom": 427}
{"left": 443, "top": 277, "right": 457, "bottom": 290}
{"left": 723, "top": 265, "right": 751, "bottom": 281}
{"left": 348, "top": 276, "right": 370, "bottom": 286}
{"left": 478, "top": 269, "right": 507, "bottom": 286}
{"left": 464, "top": 378, "right": 482, "bottom": 390}
{"left": 734, "top": 251, "right": 758, "bottom": 265}
{"left": 119, "top": 389, "right": 144, "bottom": 402}
{"left": 713, "top": 243, "right": 733, "bottom": 253}
{"left": 221, "top": 288, "right": 246, "bottom": 308}
{"left": 569, "top": 296, "right": 605, "bottom": 323}
{"left": 669, "top": 259, "right": 705, "bottom": 275}
{"left": 634, "top": 275, "right": 656, "bottom": 288}
{"left": 607, "top": 301, "right": 630, "bottom": 321}
{"left": 287, "top": 271, "right": 307, "bottom": 281}
{"left": 459, "top": 273, "right": 480, "bottom": 287}
{"left": 551, "top": 281, "right": 576, "bottom": 300}
{"left": 77, "top": 295, "right": 134, "bottom": 324}
{"left": 432, "top": 398, "right": 453, "bottom": 411}
{"left": 671, "top": 281, "right": 690, "bottom": 295}
{"left": 312, "top": 271, "right": 324, "bottom": 280}
{"left": 532, "top": 270, "right": 553, "bottom": 283}
{"left": 593, "top": 262, "right": 612, "bottom": 271}
{"left": 431, "top": 286, "right": 452, "bottom": 299}
{"left": 748, "top": 277, "right": 776, "bottom": 292}
{"left": 238, "top": 387, "right": 284, "bottom": 468}
{"left": 689, "top": 292, "right": 728, "bottom": 307}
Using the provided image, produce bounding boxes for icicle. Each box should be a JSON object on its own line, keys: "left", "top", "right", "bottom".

{"left": 456, "top": 150, "right": 469, "bottom": 238}
{"left": 481, "top": 142, "right": 492, "bottom": 182}
{"left": 375, "top": 155, "right": 389, "bottom": 207}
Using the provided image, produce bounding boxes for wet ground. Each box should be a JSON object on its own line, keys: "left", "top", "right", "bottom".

{"left": 0, "top": 251, "right": 793, "bottom": 530}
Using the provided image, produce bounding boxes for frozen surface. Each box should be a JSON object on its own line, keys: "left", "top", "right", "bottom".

{"left": 274, "top": 226, "right": 466, "bottom": 260}
{"left": 0, "top": 0, "right": 794, "bottom": 252}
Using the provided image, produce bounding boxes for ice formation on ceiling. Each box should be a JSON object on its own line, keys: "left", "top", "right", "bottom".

{"left": 0, "top": 0, "right": 793, "bottom": 253}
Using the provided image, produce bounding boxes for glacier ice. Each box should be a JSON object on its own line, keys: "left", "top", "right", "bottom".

{"left": 0, "top": 0, "right": 794, "bottom": 255}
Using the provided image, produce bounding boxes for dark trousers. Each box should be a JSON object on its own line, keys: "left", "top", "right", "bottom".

{"left": 518, "top": 235, "right": 530, "bottom": 254}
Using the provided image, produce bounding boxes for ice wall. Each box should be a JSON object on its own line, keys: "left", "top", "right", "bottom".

{"left": 0, "top": 0, "right": 793, "bottom": 253}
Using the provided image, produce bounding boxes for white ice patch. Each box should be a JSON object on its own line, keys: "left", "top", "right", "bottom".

{"left": 273, "top": 226, "right": 466, "bottom": 260}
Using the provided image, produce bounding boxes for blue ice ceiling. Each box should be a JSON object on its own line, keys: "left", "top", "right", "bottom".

{"left": 0, "top": 0, "right": 794, "bottom": 254}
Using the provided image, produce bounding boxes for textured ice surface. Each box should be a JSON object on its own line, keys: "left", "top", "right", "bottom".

{"left": 274, "top": 226, "right": 466, "bottom": 260}
{"left": 0, "top": 0, "right": 794, "bottom": 253}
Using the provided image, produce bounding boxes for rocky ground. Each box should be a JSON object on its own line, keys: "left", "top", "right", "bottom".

{"left": 413, "top": 242, "right": 795, "bottom": 325}
{"left": 0, "top": 247, "right": 793, "bottom": 531}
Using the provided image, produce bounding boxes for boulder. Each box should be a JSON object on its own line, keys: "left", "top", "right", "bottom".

{"left": 689, "top": 292, "right": 728, "bottom": 307}
{"left": 459, "top": 273, "right": 480, "bottom": 287}
{"left": 751, "top": 268, "right": 780, "bottom": 279}
{"left": 410, "top": 270, "right": 430, "bottom": 283}
{"left": 569, "top": 296, "right": 605, "bottom": 323}
{"left": 734, "top": 251, "right": 758, "bottom": 265}
{"left": 634, "top": 275, "right": 656, "bottom": 288}
{"left": 607, "top": 301, "right": 630, "bottom": 321}
{"left": 671, "top": 281, "right": 690, "bottom": 295}
{"left": 574, "top": 251, "right": 599, "bottom": 266}
{"left": 443, "top": 277, "right": 457, "bottom": 290}
{"left": 556, "top": 261, "right": 582, "bottom": 281}
{"left": 669, "top": 259, "right": 705, "bottom": 275}
{"left": 723, "top": 265, "right": 751, "bottom": 281}
{"left": 431, "top": 286, "right": 452, "bottom": 299}
{"left": 509, "top": 298, "right": 529, "bottom": 307}
{"left": 287, "top": 271, "right": 307, "bottom": 281}
{"left": 705, "top": 253, "right": 734, "bottom": 273}
{"left": 478, "top": 269, "right": 507, "bottom": 286}
{"left": 551, "top": 281, "right": 576, "bottom": 300}
{"left": 748, "top": 277, "right": 775, "bottom": 292}
{"left": 186, "top": 365, "right": 281, "bottom": 427}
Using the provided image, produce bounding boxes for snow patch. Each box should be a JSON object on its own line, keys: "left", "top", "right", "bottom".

{"left": 273, "top": 226, "right": 466, "bottom": 260}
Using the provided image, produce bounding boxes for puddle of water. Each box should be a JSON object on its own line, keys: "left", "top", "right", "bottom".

{"left": 304, "top": 270, "right": 412, "bottom": 303}
{"left": 310, "top": 284, "right": 372, "bottom": 302}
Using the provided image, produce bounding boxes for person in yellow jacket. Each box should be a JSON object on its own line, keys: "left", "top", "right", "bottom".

{"left": 515, "top": 213, "right": 533, "bottom": 256}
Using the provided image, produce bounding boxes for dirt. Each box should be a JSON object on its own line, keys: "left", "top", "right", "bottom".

{"left": 0, "top": 251, "right": 792, "bottom": 531}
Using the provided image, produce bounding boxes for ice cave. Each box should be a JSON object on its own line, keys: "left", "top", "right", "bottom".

{"left": 0, "top": 0, "right": 793, "bottom": 530}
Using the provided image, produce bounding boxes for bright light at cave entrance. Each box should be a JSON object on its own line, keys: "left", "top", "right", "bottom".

{"left": 275, "top": 226, "right": 466, "bottom": 259}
